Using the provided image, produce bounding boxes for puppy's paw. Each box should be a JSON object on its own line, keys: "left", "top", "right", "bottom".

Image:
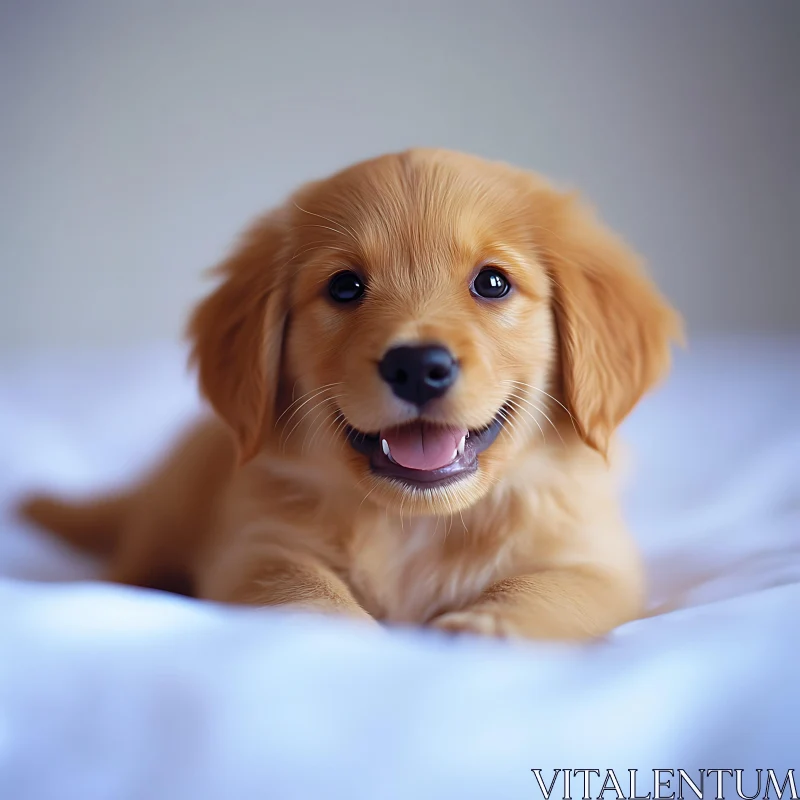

{"left": 430, "top": 607, "right": 517, "bottom": 638}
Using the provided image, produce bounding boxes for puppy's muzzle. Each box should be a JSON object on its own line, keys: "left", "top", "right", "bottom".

{"left": 378, "top": 345, "right": 458, "bottom": 407}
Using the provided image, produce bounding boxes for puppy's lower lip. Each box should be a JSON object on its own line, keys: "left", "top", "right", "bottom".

{"left": 344, "top": 410, "right": 505, "bottom": 488}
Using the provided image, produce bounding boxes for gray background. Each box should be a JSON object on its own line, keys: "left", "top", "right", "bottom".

{"left": 1, "top": 0, "right": 797, "bottom": 347}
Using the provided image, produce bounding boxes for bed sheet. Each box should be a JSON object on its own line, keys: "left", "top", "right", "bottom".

{"left": 0, "top": 336, "right": 798, "bottom": 799}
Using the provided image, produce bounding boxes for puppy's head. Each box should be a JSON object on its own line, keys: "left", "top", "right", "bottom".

{"left": 189, "top": 150, "right": 681, "bottom": 514}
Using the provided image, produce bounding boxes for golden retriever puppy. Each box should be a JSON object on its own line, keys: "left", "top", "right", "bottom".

{"left": 20, "top": 149, "right": 681, "bottom": 639}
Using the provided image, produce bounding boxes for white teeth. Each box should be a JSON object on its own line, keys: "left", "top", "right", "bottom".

{"left": 382, "top": 438, "right": 398, "bottom": 463}
{"left": 457, "top": 435, "right": 466, "bottom": 456}
{"left": 452, "top": 449, "right": 459, "bottom": 461}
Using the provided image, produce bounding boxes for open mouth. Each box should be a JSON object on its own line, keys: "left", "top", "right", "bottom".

{"left": 345, "top": 409, "right": 505, "bottom": 488}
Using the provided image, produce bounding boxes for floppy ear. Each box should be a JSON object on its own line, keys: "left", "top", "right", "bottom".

{"left": 188, "top": 210, "right": 290, "bottom": 463}
{"left": 539, "top": 192, "right": 683, "bottom": 456}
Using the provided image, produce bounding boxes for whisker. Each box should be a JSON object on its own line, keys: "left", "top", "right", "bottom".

{"left": 505, "top": 380, "right": 579, "bottom": 433}
{"left": 505, "top": 391, "right": 565, "bottom": 446}
{"left": 282, "top": 394, "right": 344, "bottom": 452}
{"left": 276, "top": 383, "right": 343, "bottom": 430}
{"left": 284, "top": 242, "right": 352, "bottom": 268}
{"left": 509, "top": 397, "right": 551, "bottom": 446}
{"left": 496, "top": 404, "right": 525, "bottom": 443}
{"left": 329, "top": 411, "right": 351, "bottom": 453}
{"left": 275, "top": 382, "right": 342, "bottom": 426}
{"left": 301, "top": 402, "right": 339, "bottom": 455}
{"left": 524, "top": 400, "right": 565, "bottom": 446}
{"left": 293, "top": 222, "right": 355, "bottom": 243}
{"left": 504, "top": 396, "right": 551, "bottom": 445}
{"left": 398, "top": 492, "right": 406, "bottom": 536}
{"left": 326, "top": 408, "right": 354, "bottom": 456}
{"left": 458, "top": 507, "right": 468, "bottom": 539}
{"left": 445, "top": 495, "right": 454, "bottom": 541}
{"left": 292, "top": 202, "right": 360, "bottom": 244}
{"left": 358, "top": 481, "right": 379, "bottom": 512}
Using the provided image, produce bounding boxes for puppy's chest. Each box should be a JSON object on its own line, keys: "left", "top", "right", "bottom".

{"left": 347, "top": 515, "right": 513, "bottom": 624}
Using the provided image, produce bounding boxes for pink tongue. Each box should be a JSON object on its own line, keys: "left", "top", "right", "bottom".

{"left": 381, "top": 422, "right": 467, "bottom": 471}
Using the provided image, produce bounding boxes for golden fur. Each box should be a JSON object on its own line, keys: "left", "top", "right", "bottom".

{"left": 20, "top": 149, "right": 682, "bottom": 639}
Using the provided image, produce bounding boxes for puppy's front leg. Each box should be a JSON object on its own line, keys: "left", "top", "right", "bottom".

{"left": 431, "top": 566, "right": 642, "bottom": 641}
{"left": 210, "top": 549, "right": 374, "bottom": 624}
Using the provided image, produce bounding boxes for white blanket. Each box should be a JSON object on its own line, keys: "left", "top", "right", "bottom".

{"left": 0, "top": 336, "right": 798, "bottom": 799}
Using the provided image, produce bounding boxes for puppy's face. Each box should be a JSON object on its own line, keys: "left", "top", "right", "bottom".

{"left": 190, "top": 150, "right": 680, "bottom": 515}
{"left": 284, "top": 153, "right": 556, "bottom": 512}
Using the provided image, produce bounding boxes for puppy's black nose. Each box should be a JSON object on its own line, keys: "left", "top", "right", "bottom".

{"left": 378, "top": 345, "right": 458, "bottom": 407}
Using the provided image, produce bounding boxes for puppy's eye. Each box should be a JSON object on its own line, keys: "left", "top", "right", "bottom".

{"left": 328, "top": 270, "right": 365, "bottom": 303}
{"left": 472, "top": 267, "right": 511, "bottom": 299}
